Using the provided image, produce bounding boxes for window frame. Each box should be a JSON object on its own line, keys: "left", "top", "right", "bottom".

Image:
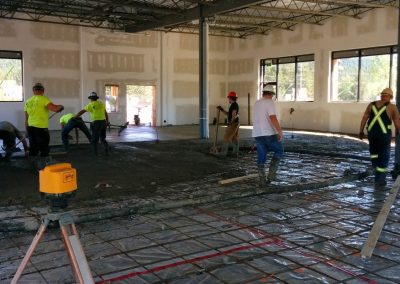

{"left": 0, "top": 50, "right": 24, "bottom": 102}
{"left": 330, "top": 45, "right": 397, "bottom": 102}
{"left": 260, "top": 53, "right": 315, "bottom": 102}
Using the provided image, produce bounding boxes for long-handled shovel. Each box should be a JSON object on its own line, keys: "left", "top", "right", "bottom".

{"left": 210, "top": 109, "right": 221, "bottom": 154}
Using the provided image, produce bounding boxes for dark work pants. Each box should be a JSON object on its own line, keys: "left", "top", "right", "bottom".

{"left": 368, "top": 132, "right": 391, "bottom": 183}
{"left": 91, "top": 120, "right": 108, "bottom": 154}
{"left": 27, "top": 126, "right": 50, "bottom": 157}
{"left": 61, "top": 118, "right": 92, "bottom": 150}
{"left": 0, "top": 130, "right": 16, "bottom": 158}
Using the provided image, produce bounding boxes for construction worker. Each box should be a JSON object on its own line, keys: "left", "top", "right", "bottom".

{"left": 217, "top": 91, "right": 240, "bottom": 156}
{"left": 60, "top": 113, "right": 92, "bottom": 152}
{"left": 252, "top": 84, "right": 284, "bottom": 187}
{"left": 359, "top": 87, "right": 400, "bottom": 187}
{"left": 24, "top": 83, "right": 63, "bottom": 159}
{"left": 0, "top": 121, "right": 29, "bottom": 160}
{"left": 75, "top": 92, "right": 109, "bottom": 155}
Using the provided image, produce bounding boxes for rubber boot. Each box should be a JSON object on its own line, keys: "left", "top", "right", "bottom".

{"left": 219, "top": 143, "right": 228, "bottom": 156}
{"left": 267, "top": 156, "right": 281, "bottom": 182}
{"left": 232, "top": 141, "right": 240, "bottom": 157}
{"left": 257, "top": 164, "right": 267, "bottom": 187}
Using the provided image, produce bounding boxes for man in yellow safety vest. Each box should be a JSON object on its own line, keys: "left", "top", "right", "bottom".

{"left": 359, "top": 88, "right": 400, "bottom": 186}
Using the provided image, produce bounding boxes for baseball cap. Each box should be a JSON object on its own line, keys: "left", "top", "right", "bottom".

{"left": 33, "top": 83, "right": 44, "bottom": 91}
{"left": 88, "top": 91, "right": 99, "bottom": 99}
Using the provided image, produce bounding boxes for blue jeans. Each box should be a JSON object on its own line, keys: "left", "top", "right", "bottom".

{"left": 255, "top": 135, "right": 284, "bottom": 165}
{"left": 62, "top": 118, "right": 92, "bottom": 150}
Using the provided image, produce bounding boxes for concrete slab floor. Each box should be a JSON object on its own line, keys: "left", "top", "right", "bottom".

{"left": 0, "top": 125, "right": 399, "bottom": 283}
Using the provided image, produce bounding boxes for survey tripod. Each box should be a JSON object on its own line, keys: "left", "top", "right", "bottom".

{"left": 11, "top": 211, "right": 94, "bottom": 284}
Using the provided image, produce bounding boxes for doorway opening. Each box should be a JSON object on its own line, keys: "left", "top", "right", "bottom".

{"left": 126, "top": 85, "right": 155, "bottom": 126}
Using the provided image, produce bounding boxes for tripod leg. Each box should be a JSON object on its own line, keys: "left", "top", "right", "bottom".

{"left": 60, "top": 224, "right": 94, "bottom": 284}
{"left": 11, "top": 220, "right": 49, "bottom": 284}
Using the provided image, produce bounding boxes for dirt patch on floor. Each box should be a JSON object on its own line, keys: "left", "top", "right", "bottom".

{"left": 0, "top": 134, "right": 370, "bottom": 208}
{"left": 0, "top": 140, "right": 240, "bottom": 207}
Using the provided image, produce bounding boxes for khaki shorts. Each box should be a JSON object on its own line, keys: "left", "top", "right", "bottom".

{"left": 223, "top": 123, "right": 240, "bottom": 143}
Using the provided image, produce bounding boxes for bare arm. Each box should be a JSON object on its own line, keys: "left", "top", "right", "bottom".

{"left": 74, "top": 109, "right": 86, "bottom": 118}
{"left": 230, "top": 110, "right": 238, "bottom": 123}
{"left": 105, "top": 111, "right": 109, "bottom": 124}
{"left": 360, "top": 104, "right": 372, "bottom": 133}
{"left": 270, "top": 115, "right": 283, "bottom": 141}
{"left": 389, "top": 105, "right": 400, "bottom": 131}
{"left": 47, "top": 102, "right": 63, "bottom": 113}
{"left": 24, "top": 111, "right": 29, "bottom": 132}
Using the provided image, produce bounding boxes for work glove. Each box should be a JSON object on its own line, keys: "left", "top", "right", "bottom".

{"left": 217, "top": 106, "right": 224, "bottom": 112}
{"left": 359, "top": 131, "right": 365, "bottom": 140}
{"left": 57, "top": 106, "right": 64, "bottom": 113}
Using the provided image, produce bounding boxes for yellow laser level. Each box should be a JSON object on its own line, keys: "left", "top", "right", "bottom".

{"left": 39, "top": 163, "right": 77, "bottom": 195}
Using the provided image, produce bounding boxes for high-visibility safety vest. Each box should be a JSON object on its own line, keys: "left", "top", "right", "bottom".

{"left": 367, "top": 102, "right": 391, "bottom": 134}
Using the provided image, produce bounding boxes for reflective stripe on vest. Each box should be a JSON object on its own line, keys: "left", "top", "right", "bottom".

{"left": 376, "top": 166, "right": 388, "bottom": 173}
{"left": 367, "top": 105, "right": 388, "bottom": 134}
{"left": 370, "top": 154, "right": 378, "bottom": 159}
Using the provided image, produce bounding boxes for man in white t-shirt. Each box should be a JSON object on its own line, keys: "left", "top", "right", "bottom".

{"left": 252, "top": 84, "right": 284, "bottom": 186}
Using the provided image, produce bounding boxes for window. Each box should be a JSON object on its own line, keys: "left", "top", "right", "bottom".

{"left": 331, "top": 46, "right": 396, "bottom": 102}
{"left": 105, "top": 84, "right": 119, "bottom": 112}
{"left": 0, "top": 51, "right": 23, "bottom": 102}
{"left": 260, "top": 54, "right": 314, "bottom": 101}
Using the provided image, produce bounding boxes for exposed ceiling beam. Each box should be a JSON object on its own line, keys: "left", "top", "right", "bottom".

{"left": 221, "top": 13, "right": 321, "bottom": 25}
{"left": 125, "top": 0, "right": 268, "bottom": 33}
{"left": 249, "top": 4, "right": 361, "bottom": 18}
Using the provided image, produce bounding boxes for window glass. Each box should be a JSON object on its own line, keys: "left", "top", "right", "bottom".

{"left": 0, "top": 51, "right": 23, "bottom": 102}
{"left": 277, "top": 63, "right": 295, "bottom": 101}
{"left": 331, "top": 57, "right": 358, "bottom": 101}
{"left": 359, "top": 54, "right": 390, "bottom": 102}
{"left": 105, "top": 85, "right": 119, "bottom": 112}
{"left": 296, "top": 61, "right": 314, "bottom": 101}
{"left": 260, "top": 54, "right": 314, "bottom": 102}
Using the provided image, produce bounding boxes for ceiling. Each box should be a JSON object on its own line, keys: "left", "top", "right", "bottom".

{"left": 0, "top": 0, "right": 397, "bottom": 38}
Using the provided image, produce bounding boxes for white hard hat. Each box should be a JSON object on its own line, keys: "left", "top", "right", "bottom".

{"left": 262, "top": 85, "right": 275, "bottom": 94}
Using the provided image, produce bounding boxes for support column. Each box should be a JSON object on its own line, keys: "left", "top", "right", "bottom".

{"left": 394, "top": 6, "right": 400, "bottom": 178}
{"left": 199, "top": 17, "right": 209, "bottom": 139}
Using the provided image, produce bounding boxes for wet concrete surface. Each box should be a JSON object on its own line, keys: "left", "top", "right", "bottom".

{"left": 0, "top": 125, "right": 399, "bottom": 283}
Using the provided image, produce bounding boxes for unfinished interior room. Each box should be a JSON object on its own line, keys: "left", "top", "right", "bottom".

{"left": 1, "top": 0, "right": 400, "bottom": 283}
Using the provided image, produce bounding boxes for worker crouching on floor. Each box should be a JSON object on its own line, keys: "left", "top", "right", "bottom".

{"left": 74, "top": 92, "right": 109, "bottom": 156}
{"left": 0, "top": 121, "right": 29, "bottom": 160}
{"left": 359, "top": 87, "right": 400, "bottom": 187}
{"left": 60, "top": 113, "right": 92, "bottom": 152}
{"left": 217, "top": 91, "right": 240, "bottom": 156}
{"left": 252, "top": 84, "right": 284, "bottom": 187}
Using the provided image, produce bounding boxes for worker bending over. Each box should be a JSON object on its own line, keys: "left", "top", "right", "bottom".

{"left": 75, "top": 92, "right": 109, "bottom": 155}
{"left": 359, "top": 87, "right": 400, "bottom": 187}
{"left": 0, "top": 121, "right": 29, "bottom": 160}
{"left": 60, "top": 113, "right": 92, "bottom": 152}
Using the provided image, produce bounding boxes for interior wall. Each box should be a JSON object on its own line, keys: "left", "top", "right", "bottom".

{"left": 227, "top": 7, "right": 398, "bottom": 134}
{"left": 0, "top": 7, "right": 397, "bottom": 134}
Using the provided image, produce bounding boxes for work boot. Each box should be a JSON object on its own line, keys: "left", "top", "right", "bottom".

{"left": 219, "top": 143, "right": 228, "bottom": 156}
{"left": 267, "top": 156, "right": 281, "bottom": 182}
{"left": 257, "top": 164, "right": 267, "bottom": 187}
{"left": 232, "top": 141, "right": 240, "bottom": 157}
